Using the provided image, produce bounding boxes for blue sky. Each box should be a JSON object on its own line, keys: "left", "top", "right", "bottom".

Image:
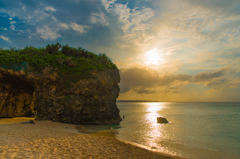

{"left": 1, "top": 0, "right": 240, "bottom": 102}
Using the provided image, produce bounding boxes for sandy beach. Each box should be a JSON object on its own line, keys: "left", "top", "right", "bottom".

{"left": 0, "top": 118, "right": 182, "bottom": 159}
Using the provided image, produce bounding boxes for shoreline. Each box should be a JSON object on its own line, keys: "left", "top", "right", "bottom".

{"left": 76, "top": 128, "right": 183, "bottom": 159}
{"left": 115, "top": 138, "right": 183, "bottom": 159}
{"left": 76, "top": 127, "right": 182, "bottom": 158}
{"left": 0, "top": 117, "right": 183, "bottom": 159}
{"left": 72, "top": 121, "right": 240, "bottom": 159}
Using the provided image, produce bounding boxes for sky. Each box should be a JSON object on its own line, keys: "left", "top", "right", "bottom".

{"left": 0, "top": 0, "right": 240, "bottom": 102}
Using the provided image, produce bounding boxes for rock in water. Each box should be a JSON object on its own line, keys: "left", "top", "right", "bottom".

{"left": 157, "top": 117, "right": 169, "bottom": 123}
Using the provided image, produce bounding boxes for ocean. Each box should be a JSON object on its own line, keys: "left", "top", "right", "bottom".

{"left": 77, "top": 102, "right": 240, "bottom": 159}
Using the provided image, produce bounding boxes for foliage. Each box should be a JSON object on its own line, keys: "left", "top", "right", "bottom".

{"left": 0, "top": 43, "right": 118, "bottom": 86}
{"left": 46, "top": 42, "right": 61, "bottom": 54}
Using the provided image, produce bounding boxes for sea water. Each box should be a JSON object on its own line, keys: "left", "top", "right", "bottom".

{"left": 77, "top": 102, "right": 240, "bottom": 159}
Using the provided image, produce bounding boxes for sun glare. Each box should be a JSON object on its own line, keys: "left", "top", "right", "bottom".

{"left": 145, "top": 49, "right": 160, "bottom": 65}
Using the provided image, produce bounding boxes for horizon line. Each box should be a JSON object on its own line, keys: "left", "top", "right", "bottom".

{"left": 117, "top": 100, "right": 240, "bottom": 103}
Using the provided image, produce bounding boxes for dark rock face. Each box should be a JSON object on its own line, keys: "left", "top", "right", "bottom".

{"left": 0, "top": 67, "right": 122, "bottom": 124}
{"left": 0, "top": 70, "right": 35, "bottom": 117}
{"left": 157, "top": 117, "right": 169, "bottom": 123}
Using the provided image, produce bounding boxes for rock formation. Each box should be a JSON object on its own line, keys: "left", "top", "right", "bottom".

{"left": 0, "top": 69, "right": 36, "bottom": 117}
{"left": 0, "top": 66, "right": 122, "bottom": 124}
{"left": 157, "top": 117, "right": 169, "bottom": 123}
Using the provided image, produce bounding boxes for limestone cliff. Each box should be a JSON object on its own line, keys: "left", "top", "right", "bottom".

{"left": 0, "top": 67, "right": 121, "bottom": 124}
{"left": 0, "top": 69, "right": 36, "bottom": 117}
{"left": 0, "top": 44, "right": 122, "bottom": 124}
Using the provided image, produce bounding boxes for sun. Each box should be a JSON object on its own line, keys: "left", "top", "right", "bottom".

{"left": 145, "top": 49, "right": 160, "bottom": 65}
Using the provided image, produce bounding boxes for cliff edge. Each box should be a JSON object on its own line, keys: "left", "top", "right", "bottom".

{"left": 0, "top": 43, "right": 122, "bottom": 124}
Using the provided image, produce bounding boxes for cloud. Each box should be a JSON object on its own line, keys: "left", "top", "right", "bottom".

{"left": 9, "top": 21, "right": 16, "bottom": 30}
{"left": 119, "top": 67, "right": 192, "bottom": 93}
{"left": 190, "top": 67, "right": 240, "bottom": 91}
{"left": 0, "top": 36, "right": 11, "bottom": 42}
{"left": 191, "top": 67, "right": 232, "bottom": 82}
{"left": 45, "top": 6, "right": 56, "bottom": 12}
{"left": 37, "top": 26, "right": 61, "bottom": 40}
{"left": 134, "top": 87, "right": 156, "bottom": 94}
{"left": 206, "top": 77, "right": 240, "bottom": 89}
{"left": 0, "top": 0, "right": 119, "bottom": 49}
{"left": 147, "top": 0, "right": 240, "bottom": 66}
{"left": 69, "top": 23, "right": 89, "bottom": 33}
{"left": 9, "top": 25, "right": 15, "bottom": 30}
{"left": 173, "top": 91, "right": 181, "bottom": 93}
{"left": 100, "top": 0, "right": 155, "bottom": 54}
{"left": 10, "top": 21, "right": 16, "bottom": 24}
{"left": 0, "top": 27, "right": 7, "bottom": 30}
{"left": 119, "top": 66, "right": 239, "bottom": 95}
{"left": 90, "top": 12, "right": 109, "bottom": 26}
{"left": 206, "top": 78, "right": 227, "bottom": 87}
{"left": 101, "top": 0, "right": 116, "bottom": 11}
{"left": 159, "top": 89, "right": 170, "bottom": 94}
{"left": 59, "top": 23, "right": 70, "bottom": 30}
{"left": 205, "top": 88, "right": 223, "bottom": 93}
{"left": 186, "top": 0, "right": 240, "bottom": 13}
{"left": 0, "top": 0, "right": 239, "bottom": 56}
{"left": 158, "top": 74, "right": 193, "bottom": 85}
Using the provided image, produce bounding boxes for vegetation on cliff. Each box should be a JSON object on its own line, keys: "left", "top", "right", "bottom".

{"left": 0, "top": 43, "right": 118, "bottom": 87}
{"left": 0, "top": 43, "right": 121, "bottom": 123}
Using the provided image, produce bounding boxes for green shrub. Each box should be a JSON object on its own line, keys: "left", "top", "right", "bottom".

{"left": 0, "top": 42, "right": 118, "bottom": 87}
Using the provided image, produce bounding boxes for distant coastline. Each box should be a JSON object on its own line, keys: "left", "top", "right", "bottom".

{"left": 117, "top": 100, "right": 159, "bottom": 102}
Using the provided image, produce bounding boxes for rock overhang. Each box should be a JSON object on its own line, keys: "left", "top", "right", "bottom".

{"left": 0, "top": 44, "right": 122, "bottom": 124}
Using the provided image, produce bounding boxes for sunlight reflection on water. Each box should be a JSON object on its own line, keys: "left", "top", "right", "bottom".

{"left": 76, "top": 102, "right": 240, "bottom": 159}
{"left": 116, "top": 102, "right": 240, "bottom": 159}
{"left": 143, "top": 102, "right": 168, "bottom": 149}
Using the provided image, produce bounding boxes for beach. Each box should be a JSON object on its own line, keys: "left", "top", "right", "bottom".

{"left": 0, "top": 118, "right": 182, "bottom": 159}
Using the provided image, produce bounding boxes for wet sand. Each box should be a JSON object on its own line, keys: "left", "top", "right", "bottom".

{"left": 0, "top": 118, "right": 183, "bottom": 159}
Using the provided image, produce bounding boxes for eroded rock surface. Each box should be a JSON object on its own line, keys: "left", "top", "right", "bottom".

{"left": 0, "top": 70, "right": 35, "bottom": 117}
{"left": 0, "top": 67, "right": 122, "bottom": 124}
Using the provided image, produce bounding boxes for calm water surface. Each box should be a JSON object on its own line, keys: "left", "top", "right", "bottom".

{"left": 77, "top": 102, "right": 240, "bottom": 159}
